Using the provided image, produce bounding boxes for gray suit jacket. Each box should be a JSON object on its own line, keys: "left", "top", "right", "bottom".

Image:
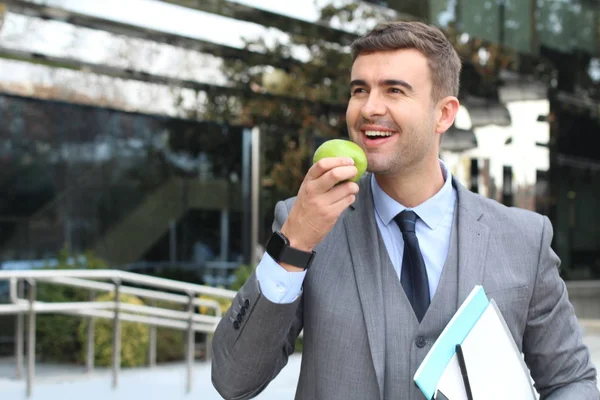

{"left": 212, "top": 174, "right": 599, "bottom": 399}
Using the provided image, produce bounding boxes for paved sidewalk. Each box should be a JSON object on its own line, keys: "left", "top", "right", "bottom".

{"left": 1, "top": 323, "right": 599, "bottom": 400}
{"left": 582, "top": 320, "right": 600, "bottom": 388}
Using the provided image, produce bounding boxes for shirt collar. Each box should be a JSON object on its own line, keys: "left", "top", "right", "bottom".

{"left": 371, "top": 160, "right": 454, "bottom": 230}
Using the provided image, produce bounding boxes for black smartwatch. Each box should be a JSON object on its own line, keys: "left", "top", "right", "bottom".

{"left": 266, "top": 231, "right": 315, "bottom": 270}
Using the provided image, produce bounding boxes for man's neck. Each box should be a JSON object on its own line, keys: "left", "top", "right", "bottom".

{"left": 374, "top": 159, "right": 445, "bottom": 208}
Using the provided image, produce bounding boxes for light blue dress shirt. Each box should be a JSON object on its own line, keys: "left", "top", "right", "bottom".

{"left": 256, "top": 161, "right": 457, "bottom": 304}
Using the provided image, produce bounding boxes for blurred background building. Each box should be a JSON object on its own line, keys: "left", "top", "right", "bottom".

{"left": 0, "top": 0, "right": 599, "bottom": 358}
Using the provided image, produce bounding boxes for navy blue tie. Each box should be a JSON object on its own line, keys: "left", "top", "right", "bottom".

{"left": 395, "top": 210, "right": 430, "bottom": 322}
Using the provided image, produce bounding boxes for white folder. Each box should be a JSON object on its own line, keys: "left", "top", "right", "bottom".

{"left": 415, "top": 286, "right": 539, "bottom": 400}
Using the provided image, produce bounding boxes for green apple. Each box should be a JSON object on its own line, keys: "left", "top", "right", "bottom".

{"left": 313, "top": 139, "right": 368, "bottom": 183}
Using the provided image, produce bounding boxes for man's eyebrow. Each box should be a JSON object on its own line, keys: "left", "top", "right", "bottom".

{"left": 350, "top": 79, "right": 367, "bottom": 87}
{"left": 381, "top": 79, "right": 414, "bottom": 91}
{"left": 349, "top": 79, "right": 414, "bottom": 92}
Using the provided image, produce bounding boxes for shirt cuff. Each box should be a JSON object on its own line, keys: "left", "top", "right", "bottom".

{"left": 255, "top": 253, "right": 307, "bottom": 304}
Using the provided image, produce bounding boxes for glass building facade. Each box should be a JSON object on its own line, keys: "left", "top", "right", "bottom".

{"left": 371, "top": 0, "right": 599, "bottom": 57}
{"left": 0, "top": 93, "right": 248, "bottom": 281}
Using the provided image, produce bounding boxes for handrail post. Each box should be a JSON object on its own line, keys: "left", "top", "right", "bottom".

{"left": 26, "top": 279, "right": 36, "bottom": 398}
{"left": 112, "top": 279, "right": 121, "bottom": 389}
{"left": 15, "top": 278, "right": 24, "bottom": 380}
{"left": 149, "top": 300, "right": 157, "bottom": 368}
{"left": 186, "top": 293, "right": 194, "bottom": 394}
{"left": 86, "top": 290, "right": 95, "bottom": 374}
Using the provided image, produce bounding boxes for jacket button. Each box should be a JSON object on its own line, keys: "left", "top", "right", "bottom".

{"left": 415, "top": 336, "right": 426, "bottom": 348}
{"left": 236, "top": 313, "right": 243, "bottom": 322}
{"left": 233, "top": 320, "right": 240, "bottom": 330}
{"left": 243, "top": 299, "right": 250, "bottom": 307}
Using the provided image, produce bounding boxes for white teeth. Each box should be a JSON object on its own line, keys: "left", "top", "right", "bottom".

{"left": 365, "top": 130, "right": 393, "bottom": 137}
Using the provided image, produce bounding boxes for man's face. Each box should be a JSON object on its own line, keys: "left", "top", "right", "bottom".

{"left": 346, "top": 49, "right": 440, "bottom": 176}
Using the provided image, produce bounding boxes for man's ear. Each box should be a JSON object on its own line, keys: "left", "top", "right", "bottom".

{"left": 435, "top": 96, "right": 460, "bottom": 134}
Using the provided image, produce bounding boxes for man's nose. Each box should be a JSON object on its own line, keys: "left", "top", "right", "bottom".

{"left": 361, "top": 94, "right": 386, "bottom": 120}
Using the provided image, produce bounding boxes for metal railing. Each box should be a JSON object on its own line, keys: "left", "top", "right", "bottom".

{"left": 0, "top": 269, "right": 237, "bottom": 398}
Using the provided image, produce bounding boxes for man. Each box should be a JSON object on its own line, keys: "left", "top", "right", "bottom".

{"left": 212, "top": 21, "right": 599, "bottom": 399}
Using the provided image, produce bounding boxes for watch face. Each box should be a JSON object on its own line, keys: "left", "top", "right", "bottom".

{"left": 266, "top": 231, "right": 313, "bottom": 269}
{"left": 266, "top": 232, "right": 286, "bottom": 260}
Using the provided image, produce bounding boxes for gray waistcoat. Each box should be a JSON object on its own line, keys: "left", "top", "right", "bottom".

{"left": 382, "top": 207, "right": 459, "bottom": 400}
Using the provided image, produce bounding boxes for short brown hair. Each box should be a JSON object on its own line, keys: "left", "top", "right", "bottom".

{"left": 351, "top": 21, "right": 462, "bottom": 102}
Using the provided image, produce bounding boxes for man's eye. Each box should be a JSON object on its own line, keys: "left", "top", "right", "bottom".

{"left": 352, "top": 88, "right": 367, "bottom": 94}
{"left": 389, "top": 88, "right": 404, "bottom": 94}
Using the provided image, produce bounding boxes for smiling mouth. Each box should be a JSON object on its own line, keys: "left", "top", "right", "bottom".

{"left": 364, "top": 130, "right": 394, "bottom": 138}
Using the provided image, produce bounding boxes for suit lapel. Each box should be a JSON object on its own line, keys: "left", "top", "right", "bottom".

{"left": 453, "top": 178, "right": 491, "bottom": 305}
{"left": 344, "top": 174, "right": 385, "bottom": 400}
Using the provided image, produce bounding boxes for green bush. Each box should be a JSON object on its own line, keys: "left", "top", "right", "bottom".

{"left": 77, "top": 292, "right": 149, "bottom": 367}
{"left": 37, "top": 313, "right": 83, "bottom": 363}
{"left": 295, "top": 337, "right": 304, "bottom": 354}
{"left": 151, "top": 300, "right": 186, "bottom": 363}
{"left": 156, "top": 327, "right": 185, "bottom": 363}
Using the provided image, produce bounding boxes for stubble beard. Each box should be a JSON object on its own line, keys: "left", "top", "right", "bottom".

{"left": 366, "top": 122, "right": 437, "bottom": 177}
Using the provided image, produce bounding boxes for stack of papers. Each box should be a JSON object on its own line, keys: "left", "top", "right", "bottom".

{"left": 414, "top": 285, "right": 538, "bottom": 400}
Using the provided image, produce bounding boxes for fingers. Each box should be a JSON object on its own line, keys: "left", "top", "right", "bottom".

{"left": 318, "top": 165, "right": 359, "bottom": 191}
{"left": 323, "top": 181, "right": 359, "bottom": 205}
{"left": 304, "top": 160, "right": 358, "bottom": 197}
{"left": 301, "top": 165, "right": 357, "bottom": 201}
{"left": 306, "top": 157, "right": 355, "bottom": 181}
{"left": 330, "top": 191, "right": 357, "bottom": 213}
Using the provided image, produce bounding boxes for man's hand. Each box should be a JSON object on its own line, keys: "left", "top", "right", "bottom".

{"left": 279, "top": 157, "right": 359, "bottom": 271}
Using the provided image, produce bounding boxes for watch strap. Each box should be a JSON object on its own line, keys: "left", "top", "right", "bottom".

{"left": 279, "top": 245, "right": 315, "bottom": 270}
{"left": 267, "top": 231, "right": 315, "bottom": 269}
